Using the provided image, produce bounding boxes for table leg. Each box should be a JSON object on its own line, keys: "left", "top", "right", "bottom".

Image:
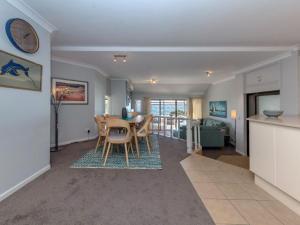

{"left": 133, "top": 126, "right": 140, "bottom": 158}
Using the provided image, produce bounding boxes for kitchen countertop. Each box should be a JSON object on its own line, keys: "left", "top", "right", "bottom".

{"left": 247, "top": 115, "right": 300, "bottom": 129}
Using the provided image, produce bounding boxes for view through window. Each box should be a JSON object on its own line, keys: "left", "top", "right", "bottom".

{"left": 150, "top": 99, "right": 188, "bottom": 139}
{"left": 150, "top": 99, "right": 188, "bottom": 117}
{"left": 135, "top": 100, "right": 142, "bottom": 113}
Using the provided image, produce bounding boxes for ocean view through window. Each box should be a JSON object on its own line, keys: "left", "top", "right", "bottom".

{"left": 150, "top": 99, "right": 188, "bottom": 117}
{"left": 150, "top": 99, "right": 188, "bottom": 139}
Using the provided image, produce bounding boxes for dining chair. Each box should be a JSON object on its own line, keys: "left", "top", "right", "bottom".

{"left": 136, "top": 115, "right": 153, "bottom": 154}
{"left": 103, "top": 118, "right": 134, "bottom": 166}
{"left": 130, "top": 112, "right": 139, "bottom": 117}
{"left": 94, "top": 115, "right": 107, "bottom": 153}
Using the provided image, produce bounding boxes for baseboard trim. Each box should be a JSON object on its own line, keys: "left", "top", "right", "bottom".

{"left": 236, "top": 148, "right": 246, "bottom": 156}
{"left": 255, "top": 175, "right": 300, "bottom": 216}
{"left": 0, "top": 164, "right": 51, "bottom": 202}
{"left": 50, "top": 135, "right": 98, "bottom": 148}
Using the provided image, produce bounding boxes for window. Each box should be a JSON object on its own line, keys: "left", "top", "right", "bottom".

{"left": 104, "top": 96, "right": 111, "bottom": 114}
{"left": 135, "top": 100, "right": 142, "bottom": 113}
{"left": 150, "top": 99, "right": 188, "bottom": 117}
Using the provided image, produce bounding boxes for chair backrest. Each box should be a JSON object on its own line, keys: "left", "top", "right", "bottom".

{"left": 94, "top": 115, "right": 106, "bottom": 136}
{"left": 137, "top": 115, "right": 152, "bottom": 135}
{"left": 130, "top": 112, "right": 138, "bottom": 117}
{"left": 104, "top": 114, "right": 119, "bottom": 120}
{"left": 106, "top": 118, "right": 131, "bottom": 142}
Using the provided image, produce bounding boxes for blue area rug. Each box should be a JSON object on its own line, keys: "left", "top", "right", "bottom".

{"left": 71, "top": 135, "right": 162, "bottom": 169}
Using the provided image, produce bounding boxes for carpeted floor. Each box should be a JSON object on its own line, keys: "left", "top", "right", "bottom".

{"left": 0, "top": 136, "right": 214, "bottom": 225}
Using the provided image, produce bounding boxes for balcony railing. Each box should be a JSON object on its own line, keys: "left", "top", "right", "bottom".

{"left": 151, "top": 116, "right": 202, "bottom": 153}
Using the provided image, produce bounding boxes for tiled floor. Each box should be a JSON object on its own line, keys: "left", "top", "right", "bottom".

{"left": 180, "top": 152, "right": 300, "bottom": 225}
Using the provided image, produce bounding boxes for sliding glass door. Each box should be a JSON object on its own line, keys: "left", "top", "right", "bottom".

{"left": 150, "top": 99, "right": 188, "bottom": 138}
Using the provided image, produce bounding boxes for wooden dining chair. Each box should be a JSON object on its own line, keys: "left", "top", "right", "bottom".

{"left": 94, "top": 115, "right": 107, "bottom": 153}
{"left": 137, "top": 115, "right": 153, "bottom": 154}
{"left": 130, "top": 112, "right": 139, "bottom": 117}
{"left": 103, "top": 118, "right": 134, "bottom": 166}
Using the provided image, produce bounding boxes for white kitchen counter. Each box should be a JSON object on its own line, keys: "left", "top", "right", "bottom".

{"left": 248, "top": 115, "right": 300, "bottom": 216}
{"left": 248, "top": 115, "right": 300, "bottom": 129}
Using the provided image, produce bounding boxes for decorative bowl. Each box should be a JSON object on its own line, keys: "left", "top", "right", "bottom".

{"left": 263, "top": 110, "right": 284, "bottom": 118}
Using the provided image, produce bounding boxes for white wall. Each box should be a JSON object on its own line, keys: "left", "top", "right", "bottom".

{"left": 280, "top": 51, "right": 300, "bottom": 115}
{"left": 203, "top": 51, "right": 300, "bottom": 155}
{"left": 245, "top": 63, "right": 281, "bottom": 93}
{"left": 203, "top": 78, "right": 239, "bottom": 142}
{"left": 51, "top": 60, "right": 107, "bottom": 146}
{"left": 0, "top": 1, "right": 51, "bottom": 200}
{"left": 110, "top": 80, "right": 127, "bottom": 115}
{"left": 95, "top": 73, "right": 107, "bottom": 115}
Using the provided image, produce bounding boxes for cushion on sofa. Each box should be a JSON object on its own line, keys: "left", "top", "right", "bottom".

{"left": 203, "top": 118, "right": 226, "bottom": 128}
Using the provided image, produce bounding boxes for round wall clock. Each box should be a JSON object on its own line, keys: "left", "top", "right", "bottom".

{"left": 5, "top": 18, "right": 39, "bottom": 54}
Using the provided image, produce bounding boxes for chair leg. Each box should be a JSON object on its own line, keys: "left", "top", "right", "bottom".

{"left": 102, "top": 137, "right": 108, "bottom": 158}
{"left": 110, "top": 144, "right": 113, "bottom": 155}
{"left": 148, "top": 135, "right": 152, "bottom": 148}
{"left": 103, "top": 142, "right": 111, "bottom": 166}
{"left": 124, "top": 143, "right": 129, "bottom": 167}
{"left": 130, "top": 142, "right": 135, "bottom": 157}
{"left": 95, "top": 136, "right": 102, "bottom": 152}
{"left": 146, "top": 136, "right": 151, "bottom": 155}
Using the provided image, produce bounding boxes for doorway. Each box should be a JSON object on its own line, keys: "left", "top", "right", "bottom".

{"left": 246, "top": 90, "right": 280, "bottom": 156}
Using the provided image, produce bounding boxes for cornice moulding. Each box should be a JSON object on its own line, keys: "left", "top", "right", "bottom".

{"left": 234, "top": 51, "right": 292, "bottom": 75}
{"left": 52, "top": 46, "right": 295, "bottom": 53}
{"left": 212, "top": 76, "right": 236, "bottom": 85}
{"left": 51, "top": 56, "right": 109, "bottom": 77}
{"left": 6, "top": 0, "right": 57, "bottom": 33}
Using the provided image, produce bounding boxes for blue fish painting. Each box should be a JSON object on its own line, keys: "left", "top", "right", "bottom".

{"left": 1, "top": 60, "right": 29, "bottom": 76}
{"left": 0, "top": 59, "right": 37, "bottom": 88}
{"left": 0, "top": 50, "right": 42, "bottom": 91}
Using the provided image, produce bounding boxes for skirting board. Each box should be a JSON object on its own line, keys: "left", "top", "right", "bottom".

{"left": 50, "top": 135, "right": 98, "bottom": 148}
{"left": 0, "top": 164, "right": 51, "bottom": 202}
{"left": 255, "top": 175, "right": 300, "bottom": 216}
{"left": 236, "top": 148, "right": 246, "bottom": 156}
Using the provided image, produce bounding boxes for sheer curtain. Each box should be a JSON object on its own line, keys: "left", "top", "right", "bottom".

{"left": 143, "top": 97, "right": 151, "bottom": 114}
{"left": 189, "top": 98, "right": 202, "bottom": 119}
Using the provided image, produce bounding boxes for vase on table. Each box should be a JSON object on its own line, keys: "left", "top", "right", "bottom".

{"left": 122, "top": 107, "right": 128, "bottom": 119}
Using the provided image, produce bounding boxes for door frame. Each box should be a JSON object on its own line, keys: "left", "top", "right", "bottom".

{"left": 246, "top": 90, "right": 280, "bottom": 156}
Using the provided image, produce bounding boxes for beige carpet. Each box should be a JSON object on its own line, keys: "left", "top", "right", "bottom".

{"left": 217, "top": 155, "right": 249, "bottom": 169}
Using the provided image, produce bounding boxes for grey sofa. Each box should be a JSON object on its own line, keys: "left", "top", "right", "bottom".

{"left": 200, "top": 118, "right": 229, "bottom": 148}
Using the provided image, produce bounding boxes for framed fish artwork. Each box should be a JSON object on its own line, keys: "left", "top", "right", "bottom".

{"left": 51, "top": 78, "right": 88, "bottom": 105}
{"left": 0, "top": 50, "right": 42, "bottom": 91}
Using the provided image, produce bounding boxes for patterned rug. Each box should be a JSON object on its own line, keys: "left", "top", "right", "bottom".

{"left": 71, "top": 135, "right": 162, "bottom": 169}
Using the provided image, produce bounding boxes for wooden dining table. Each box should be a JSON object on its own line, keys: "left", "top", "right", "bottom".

{"left": 123, "top": 115, "right": 145, "bottom": 158}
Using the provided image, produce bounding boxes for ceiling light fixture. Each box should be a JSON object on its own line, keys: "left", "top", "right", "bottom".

{"left": 206, "top": 71, "right": 213, "bottom": 77}
{"left": 147, "top": 78, "right": 158, "bottom": 85}
{"left": 113, "top": 54, "right": 127, "bottom": 63}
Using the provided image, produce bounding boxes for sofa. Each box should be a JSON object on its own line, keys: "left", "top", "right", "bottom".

{"left": 172, "top": 118, "right": 229, "bottom": 148}
{"left": 200, "top": 118, "right": 229, "bottom": 148}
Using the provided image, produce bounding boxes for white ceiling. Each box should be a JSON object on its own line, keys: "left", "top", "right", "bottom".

{"left": 23, "top": 0, "right": 300, "bottom": 46}
{"left": 133, "top": 83, "right": 210, "bottom": 96}
{"left": 21, "top": 0, "right": 300, "bottom": 94}
{"left": 53, "top": 51, "right": 281, "bottom": 84}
